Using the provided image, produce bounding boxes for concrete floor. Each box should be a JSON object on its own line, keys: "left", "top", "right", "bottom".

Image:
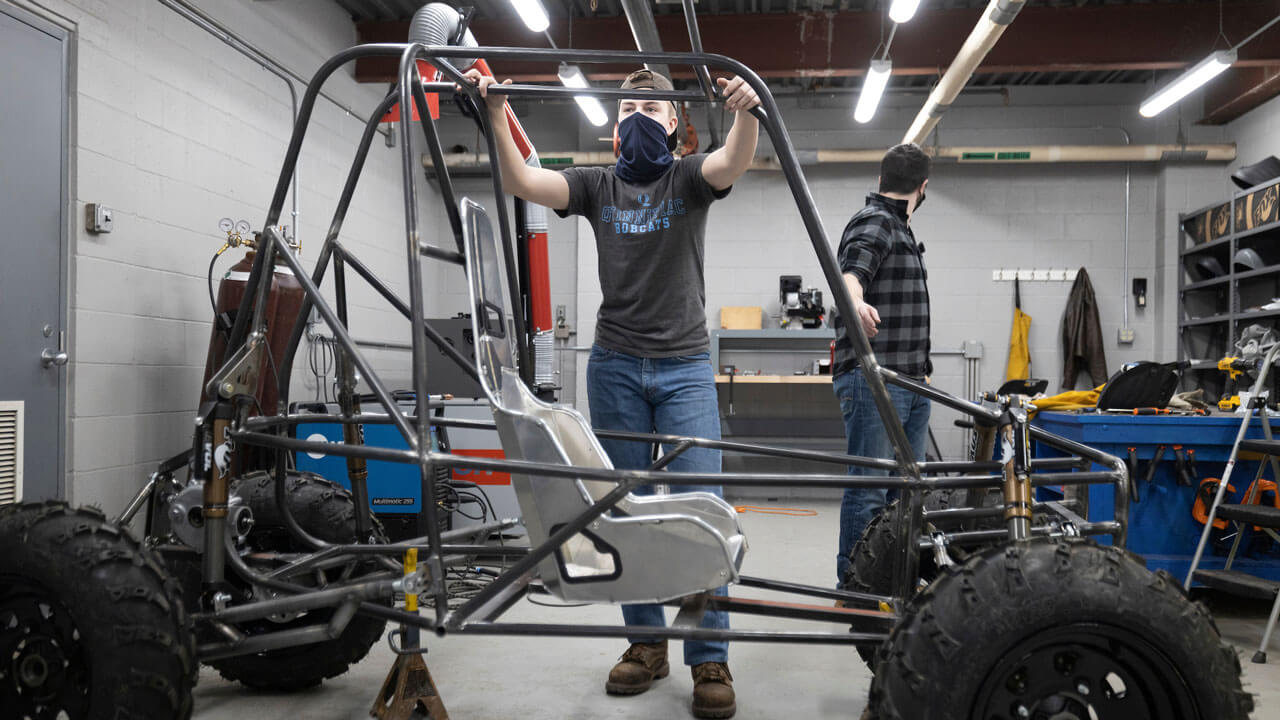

{"left": 191, "top": 499, "right": 1280, "bottom": 719}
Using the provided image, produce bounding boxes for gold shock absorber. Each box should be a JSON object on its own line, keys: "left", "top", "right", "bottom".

{"left": 404, "top": 548, "right": 419, "bottom": 614}
{"left": 339, "top": 347, "right": 368, "bottom": 484}
{"left": 1000, "top": 399, "right": 1034, "bottom": 540}
{"left": 203, "top": 415, "right": 231, "bottom": 520}
{"left": 1001, "top": 425, "right": 1034, "bottom": 522}
{"left": 341, "top": 410, "right": 370, "bottom": 488}
{"left": 336, "top": 348, "right": 373, "bottom": 538}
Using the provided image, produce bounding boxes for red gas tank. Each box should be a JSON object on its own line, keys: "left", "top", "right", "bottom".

{"left": 200, "top": 250, "right": 306, "bottom": 414}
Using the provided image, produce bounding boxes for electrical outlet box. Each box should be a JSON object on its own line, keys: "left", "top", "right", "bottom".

{"left": 1118, "top": 328, "right": 1136, "bottom": 344}
{"left": 85, "top": 203, "right": 113, "bottom": 234}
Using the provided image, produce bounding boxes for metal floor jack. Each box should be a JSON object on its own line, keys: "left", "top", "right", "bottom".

{"left": 372, "top": 550, "right": 450, "bottom": 719}
{"left": 1185, "top": 332, "right": 1280, "bottom": 663}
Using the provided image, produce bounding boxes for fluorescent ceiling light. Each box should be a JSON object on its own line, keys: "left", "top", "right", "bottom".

{"left": 509, "top": 0, "right": 549, "bottom": 32}
{"left": 854, "top": 60, "right": 893, "bottom": 124}
{"left": 1139, "top": 49, "right": 1236, "bottom": 118}
{"left": 558, "top": 63, "right": 609, "bottom": 127}
{"left": 888, "top": 0, "right": 922, "bottom": 24}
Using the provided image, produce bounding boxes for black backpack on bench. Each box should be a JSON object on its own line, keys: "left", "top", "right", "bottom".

{"left": 1095, "top": 361, "right": 1185, "bottom": 410}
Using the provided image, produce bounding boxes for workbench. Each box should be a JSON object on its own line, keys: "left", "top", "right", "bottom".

{"left": 1033, "top": 411, "right": 1280, "bottom": 583}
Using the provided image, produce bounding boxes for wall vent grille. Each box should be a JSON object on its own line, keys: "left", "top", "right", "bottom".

{"left": 0, "top": 402, "right": 23, "bottom": 505}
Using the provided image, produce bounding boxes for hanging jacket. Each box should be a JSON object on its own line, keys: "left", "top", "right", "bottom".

{"left": 1061, "top": 267, "right": 1107, "bottom": 390}
{"left": 1005, "top": 278, "right": 1031, "bottom": 381}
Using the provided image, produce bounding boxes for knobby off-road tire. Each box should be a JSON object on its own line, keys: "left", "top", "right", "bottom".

{"left": 0, "top": 502, "right": 197, "bottom": 719}
{"left": 844, "top": 490, "right": 994, "bottom": 667}
{"left": 870, "top": 537, "right": 1253, "bottom": 720}
{"left": 206, "top": 471, "right": 389, "bottom": 691}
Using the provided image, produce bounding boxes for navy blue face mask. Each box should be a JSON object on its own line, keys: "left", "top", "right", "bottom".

{"left": 614, "top": 112, "right": 674, "bottom": 184}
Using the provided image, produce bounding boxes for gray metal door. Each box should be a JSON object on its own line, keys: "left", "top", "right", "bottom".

{"left": 0, "top": 6, "right": 69, "bottom": 503}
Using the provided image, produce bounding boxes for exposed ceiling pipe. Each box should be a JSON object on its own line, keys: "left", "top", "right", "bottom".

{"left": 432, "top": 143, "right": 1235, "bottom": 170}
{"left": 619, "top": 0, "right": 671, "bottom": 80}
{"left": 902, "top": 0, "right": 1026, "bottom": 145}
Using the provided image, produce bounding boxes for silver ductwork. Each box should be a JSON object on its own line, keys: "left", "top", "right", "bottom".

{"left": 406, "top": 5, "right": 548, "bottom": 231}
{"left": 409, "top": 2, "right": 479, "bottom": 71}
{"left": 902, "top": 0, "right": 1027, "bottom": 145}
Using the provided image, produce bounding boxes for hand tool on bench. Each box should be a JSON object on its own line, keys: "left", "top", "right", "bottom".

{"left": 1145, "top": 445, "right": 1167, "bottom": 493}
{"left": 1127, "top": 447, "right": 1140, "bottom": 503}
{"left": 1173, "top": 445, "right": 1194, "bottom": 487}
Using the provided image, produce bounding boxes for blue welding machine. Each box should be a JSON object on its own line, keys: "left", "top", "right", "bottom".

{"left": 294, "top": 412, "right": 444, "bottom": 541}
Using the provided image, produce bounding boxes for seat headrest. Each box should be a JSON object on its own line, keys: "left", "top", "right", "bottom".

{"left": 461, "top": 198, "right": 516, "bottom": 403}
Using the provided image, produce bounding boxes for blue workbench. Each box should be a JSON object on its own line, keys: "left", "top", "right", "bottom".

{"left": 1033, "top": 411, "right": 1280, "bottom": 583}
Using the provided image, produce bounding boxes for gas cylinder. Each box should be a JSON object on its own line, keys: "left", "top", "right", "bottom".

{"left": 200, "top": 250, "right": 306, "bottom": 415}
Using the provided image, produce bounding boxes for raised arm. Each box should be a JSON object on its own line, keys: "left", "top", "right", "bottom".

{"left": 461, "top": 71, "right": 570, "bottom": 211}
{"left": 701, "top": 76, "right": 761, "bottom": 191}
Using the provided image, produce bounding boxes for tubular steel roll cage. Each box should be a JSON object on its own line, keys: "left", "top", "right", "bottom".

{"left": 161, "top": 36, "right": 1131, "bottom": 661}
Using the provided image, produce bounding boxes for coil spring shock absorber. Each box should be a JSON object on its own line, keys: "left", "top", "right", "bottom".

{"left": 999, "top": 396, "right": 1034, "bottom": 540}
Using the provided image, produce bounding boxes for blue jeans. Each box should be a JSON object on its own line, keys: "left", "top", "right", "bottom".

{"left": 834, "top": 368, "right": 931, "bottom": 586}
{"left": 586, "top": 344, "right": 729, "bottom": 666}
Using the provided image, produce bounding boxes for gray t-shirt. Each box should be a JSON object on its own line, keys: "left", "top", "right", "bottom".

{"left": 556, "top": 155, "right": 730, "bottom": 357}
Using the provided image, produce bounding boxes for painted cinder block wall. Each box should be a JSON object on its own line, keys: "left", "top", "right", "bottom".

{"left": 438, "top": 79, "right": 1280, "bottom": 460}
{"left": 17, "top": 0, "right": 440, "bottom": 513}
{"left": 26, "top": 0, "right": 1280, "bottom": 506}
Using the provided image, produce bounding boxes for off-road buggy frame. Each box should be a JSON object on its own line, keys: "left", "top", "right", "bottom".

{"left": 0, "top": 5, "right": 1255, "bottom": 719}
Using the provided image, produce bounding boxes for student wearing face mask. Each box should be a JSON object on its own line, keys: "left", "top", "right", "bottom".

{"left": 461, "top": 67, "right": 759, "bottom": 719}
{"left": 831, "top": 143, "right": 933, "bottom": 590}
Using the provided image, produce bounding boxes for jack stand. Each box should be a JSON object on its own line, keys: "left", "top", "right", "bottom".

{"left": 370, "top": 650, "right": 448, "bottom": 720}
{"left": 370, "top": 548, "right": 448, "bottom": 720}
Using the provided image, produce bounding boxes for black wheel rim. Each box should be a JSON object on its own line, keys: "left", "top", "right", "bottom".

{"left": 973, "top": 623, "right": 1199, "bottom": 720}
{"left": 0, "top": 577, "right": 89, "bottom": 720}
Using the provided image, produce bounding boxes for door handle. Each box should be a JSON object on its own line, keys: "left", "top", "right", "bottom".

{"left": 41, "top": 348, "right": 68, "bottom": 368}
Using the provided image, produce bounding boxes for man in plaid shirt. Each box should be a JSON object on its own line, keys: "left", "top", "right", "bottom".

{"left": 831, "top": 143, "right": 933, "bottom": 586}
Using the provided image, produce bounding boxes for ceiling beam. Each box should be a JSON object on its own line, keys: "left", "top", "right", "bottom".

{"left": 356, "top": 4, "right": 1280, "bottom": 118}
{"left": 1201, "top": 63, "right": 1280, "bottom": 125}
{"left": 357, "top": 4, "right": 1280, "bottom": 78}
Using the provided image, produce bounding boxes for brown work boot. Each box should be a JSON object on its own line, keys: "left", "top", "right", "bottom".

{"left": 691, "top": 662, "right": 736, "bottom": 719}
{"left": 606, "top": 641, "right": 669, "bottom": 695}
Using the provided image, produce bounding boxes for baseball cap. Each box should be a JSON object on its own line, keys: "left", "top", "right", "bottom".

{"left": 621, "top": 68, "right": 674, "bottom": 92}
{"left": 620, "top": 68, "right": 677, "bottom": 114}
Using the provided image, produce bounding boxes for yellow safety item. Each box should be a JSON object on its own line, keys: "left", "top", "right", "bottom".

{"left": 404, "top": 548, "right": 418, "bottom": 613}
{"left": 1005, "top": 279, "right": 1032, "bottom": 382}
{"left": 1028, "top": 387, "right": 1102, "bottom": 415}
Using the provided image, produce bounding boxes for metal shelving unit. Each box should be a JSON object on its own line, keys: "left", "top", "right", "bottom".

{"left": 1178, "top": 177, "right": 1280, "bottom": 398}
{"left": 709, "top": 328, "right": 835, "bottom": 373}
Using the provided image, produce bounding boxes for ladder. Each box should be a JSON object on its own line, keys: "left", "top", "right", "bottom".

{"left": 1184, "top": 339, "right": 1280, "bottom": 663}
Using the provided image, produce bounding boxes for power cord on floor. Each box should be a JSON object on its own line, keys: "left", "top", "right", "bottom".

{"left": 733, "top": 505, "right": 818, "bottom": 517}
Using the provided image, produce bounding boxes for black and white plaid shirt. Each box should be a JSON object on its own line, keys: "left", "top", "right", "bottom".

{"left": 831, "top": 193, "right": 932, "bottom": 378}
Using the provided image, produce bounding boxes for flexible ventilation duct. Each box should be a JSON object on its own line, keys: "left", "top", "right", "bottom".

{"left": 408, "top": 2, "right": 479, "bottom": 72}
{"left": 408, "top": 3, "right": 552, "bottom": 330}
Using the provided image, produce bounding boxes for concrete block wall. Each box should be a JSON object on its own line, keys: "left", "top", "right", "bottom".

{"left": 266, "top": 46, "right": 1271, "bottom": 465}
{"left": 17, "top": 0, "right": 441, "bottom": 514}
{"left": 474, "top": 80, "right": 1227, "bottom": 458}
{"left": 695, "top": 161, "right": 1163, "bottom": 458}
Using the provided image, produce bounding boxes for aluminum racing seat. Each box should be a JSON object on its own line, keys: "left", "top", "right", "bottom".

{"left": 460, "top": 198, "right": 746, "bottom": 603}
